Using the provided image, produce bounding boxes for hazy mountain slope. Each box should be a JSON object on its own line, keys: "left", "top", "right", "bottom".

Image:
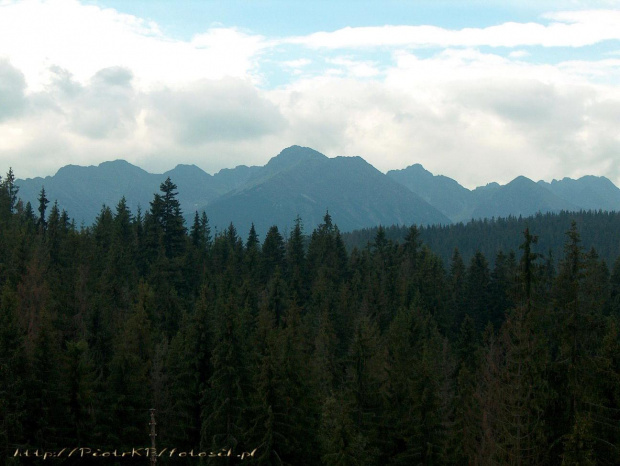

{"left": 14, "top": 146, "right": 620, "bottom": 230}
{"left": 163, "top": 164, "right": 221, "bottom": 214}
{"left": 17, "top": 160, "right": 157, "bottom": 225}
{"left": 387, "top": 163, "right": 472, "bottom": 222}
{"left": 538, "top": 175, "right": 620, "bottom": 211}
{"left": 210, "top": 164, "right": 262, "bottom": 194}
{"left": 241, "top": 145, "right": 327, "bottom": 189}
{"left": 17, "top": 160, "right": 223, "bottom": 224}
{"left": 204, "top": 151, "right": 450, "bottom": 236}
{"left": 470, "top": 176, "right": 579, "bottom": 219}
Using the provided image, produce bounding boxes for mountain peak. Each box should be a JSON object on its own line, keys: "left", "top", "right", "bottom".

{"left": 508, "top": 175, "right": 536, "bottom": 186}
{"left": 99, "top": 159, "right": 135, "bottom": 168}
{"left": 165, "top": 164, "right": 211, "bottom": 178}
{"left": 267, "top": 145, "right": 327, "bottom": 167}
{"left": 399, "top": 163, "right": 433, "bottom": 179}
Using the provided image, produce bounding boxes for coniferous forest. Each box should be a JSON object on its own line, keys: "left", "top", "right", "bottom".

{"left": 1, "top": 171, "right": 620, "bottom": 465}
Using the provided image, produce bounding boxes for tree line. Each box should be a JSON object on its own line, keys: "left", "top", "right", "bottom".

{"left": 343, "top": 210, "right": 620, "bottom": 269}
{"left": 1, "top": 171, "right": 619, "bottom": 465}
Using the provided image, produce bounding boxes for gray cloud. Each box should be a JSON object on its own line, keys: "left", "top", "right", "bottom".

{"left": 0, "top": 59, "right": 27, "bottom": 121}
{"left": 449, "top": 79, "right": 597, "bottom": 156}
{"left": 266, "top": 75, "right": 620, "bottom": 189}
{"left": 67, "top": 66, "right": 138, "bottom": 139}
{"left": 3, "top": 57, "right": 620, "bottom": 193}
{"left": 91, "top": 67, "right": 134, "bottom": 88}
{"left": 47, "top": 65, "right": 82, "bottom": 98}
{"left": 149, "top": 79, "right": 286, "bottom": 145}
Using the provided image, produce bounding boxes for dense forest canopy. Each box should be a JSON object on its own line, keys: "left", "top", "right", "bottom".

{"left": 343, "top": 210, "right": 620, "bottom": 267}
{"left": 1, "top": 170, "right": 619, "bottom": 465}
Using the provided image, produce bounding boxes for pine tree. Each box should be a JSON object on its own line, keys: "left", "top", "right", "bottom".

{"left": 609, "top": 255, "right": 620, "bottom": 316}
{"left": 166, "top": 284, "right": 213, "bottom": 450}
{"left": 320, "top": 395, "right": 369, "bottom": 466}
{"left": 190, "top": 210, "right": 212, "bottom": 254}
{"left": 201, "top": 211, "right": 212, "bottom": 249}
{"left": 159, "top": 177, "right": 186, "bottom": 258}
{"left": 483, "top": 304, "right": 550, "bottom": 465}
{"left": 447, "top": 248, "right": 467, "bottom": 336}
{"left": 5, "top": 168, "right": 18, "bottom": 214}
{"left": 384, "top": 305, "right": 452, "bottom": 465}
{"left": 250, "top": 296, "right": 294, "bottom": 465}
{"left": 306, "top": 211, "right": 348, "bottom": 287}
{"left": 64, "top": 340, "right": 96, "bottom": 445}
{"left": 37, "top": 186, "right": 49, "bottom": 233}
{"left": 0, "top": 168, "right": 18, "bottom": 222}
{"left": 489, "top": 250, "right": 515, "bottom": 329}
{"left": 0, "top": 284, "right": 28, "bottom": 459}
{"left": 261, "top": 225, "right": 286, "bottom": 284}
{"left": 550, "top": 221, "right": 607, "bottom": 461}
{"left": 24, "top": 307, "right": 69, "bottom": 449}
{"left": 592, "top": 316, "right": 620, "bottom": 463}
{"left": 344, "top": 313, "right": 386, "bottom": 463}
{"left": 451, "top": 315, "right": 481, "bottom": 464}
{"left": 465, "top": 251, "right": 492, "bottom": 332}
{"left": 105, "top": 282, "right": 153, "bottom": 447}
{"left": 202, "top": 293, "right": 249, "bottom": 458}
{"left": 397, "top": 225, "right": 421, "bottom": 310}
{"left": 191, "top": 211, "right": 203, "bottom": 249}
{"left": 286, "top": 215, "right": 307, "bottom": 302}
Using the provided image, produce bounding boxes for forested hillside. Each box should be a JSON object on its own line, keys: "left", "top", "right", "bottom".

{"left": 343, "top": 210, "right": 620, "bottom": 267}
{"left": 1, "top": 171, "right": 619, "bottom": 465}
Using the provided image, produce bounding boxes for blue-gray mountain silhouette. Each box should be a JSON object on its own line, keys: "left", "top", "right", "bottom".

{"left": 15, "top": 146, "right": 620, "bottom": 234}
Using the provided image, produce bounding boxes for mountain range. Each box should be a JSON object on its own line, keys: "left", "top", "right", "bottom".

{"left": 14, "top": 145, "right": 620, "bottom": 235}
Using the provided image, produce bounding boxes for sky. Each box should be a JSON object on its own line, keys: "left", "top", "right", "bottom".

{"left": 1, "top": 0, "right": 620, "bottom": 189}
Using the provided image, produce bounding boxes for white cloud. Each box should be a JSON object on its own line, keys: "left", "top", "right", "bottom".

{"left": 0, "top": 59, "right": 27, "bottom": 121}
{"left": 509, "top": 50, "right": 531, "bottom": 58}
{"left": 0, "top": 0, "right": 267, "bottom": 91}
{"left": 148, "top": 79, "right": 286, "bottom": 145}
{"left": 1, "top": 0, "right": 620, "bottom": 192}
{"left": 326, "top": 57, "right": 381, "bottom": 78}
{"left": 266, "top": 47, "right": 620, "bottom": 188}
{"left": 282, "top": 59, "right": 312, "bottom": 69}
{"left": 287, "top": 10, "right": 620, "bottom": 49}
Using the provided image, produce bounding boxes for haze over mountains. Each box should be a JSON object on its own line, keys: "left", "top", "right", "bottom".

{"left": 15, "top": 146, "right": 620, "bottom": 235}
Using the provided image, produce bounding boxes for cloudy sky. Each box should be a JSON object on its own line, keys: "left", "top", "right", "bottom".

{"left": 1, "top": 0, "right": 620, "bottom": 188}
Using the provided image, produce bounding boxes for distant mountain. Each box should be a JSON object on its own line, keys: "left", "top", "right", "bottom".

{"left": 387, "top": 164, "right": 472, "bottom": 221}
{"left": 14, "top": 145, "right": 620, "bottom": 232}
{"left": 203, "top": 147, "right": 450, "bottom": 235}
{"left": 538, "top": 176, "right": 620, "bottom": 212}
{"left": 17, "top": 160, "right": 232, "bottom": 225}
{"left": 210, "top": 164, "right": 262, "bottom": 194}
{"left": 163, "top": 164, "right": 220, "bottom": 213}
{"left": 470, "top": 176, "right": 578, "bottom": 219}
{"left": 17, "top": 160, "right": 157, "bottom": 225}
{"left": 388, "top": 164, "right": 620, "bottom": 223}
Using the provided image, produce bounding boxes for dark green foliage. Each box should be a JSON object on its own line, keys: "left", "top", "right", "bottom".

{"left": 465, "top": 251, "right": 492, "bottom": 332}
{"left": 384, "top": 306, "right": 453, "bottom": 465}
{"left": 0, "top": 284, "right": 27, "bottom": 458}
{"left": 343, "top": 210, "right": 620, "bottom": 268}
{"left": 191, "top": 211, "right": 204, "bottom": 249}
{"left": 1, "top": 170, "right": 620, "bottom": 465}
{"left": 285, "top": 216, "right": 307, "bottom": 301}
{"left": 37, "top": 186, "right": 49, "bottom": 233}
{"left": 154, "top": 177, "right": 186, "bottom": 258}
{"left": 0, "top": 168, "right": 18, "bottom": 223}
{"left": 261, "top": 225, "right": 286, "bottom": 284}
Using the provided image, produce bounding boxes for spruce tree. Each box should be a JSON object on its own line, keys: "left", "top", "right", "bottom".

{"left": 37, "top": 186, "right": 49, "bottom": 233}
{"left": 0, "top": 284, "right": 27, "bottom": 459}
{"left": 286, "top": 215, "right": 307, "bottom": 302}
{"left": 261, "top": 225, "right": 286, "bottom": 284}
